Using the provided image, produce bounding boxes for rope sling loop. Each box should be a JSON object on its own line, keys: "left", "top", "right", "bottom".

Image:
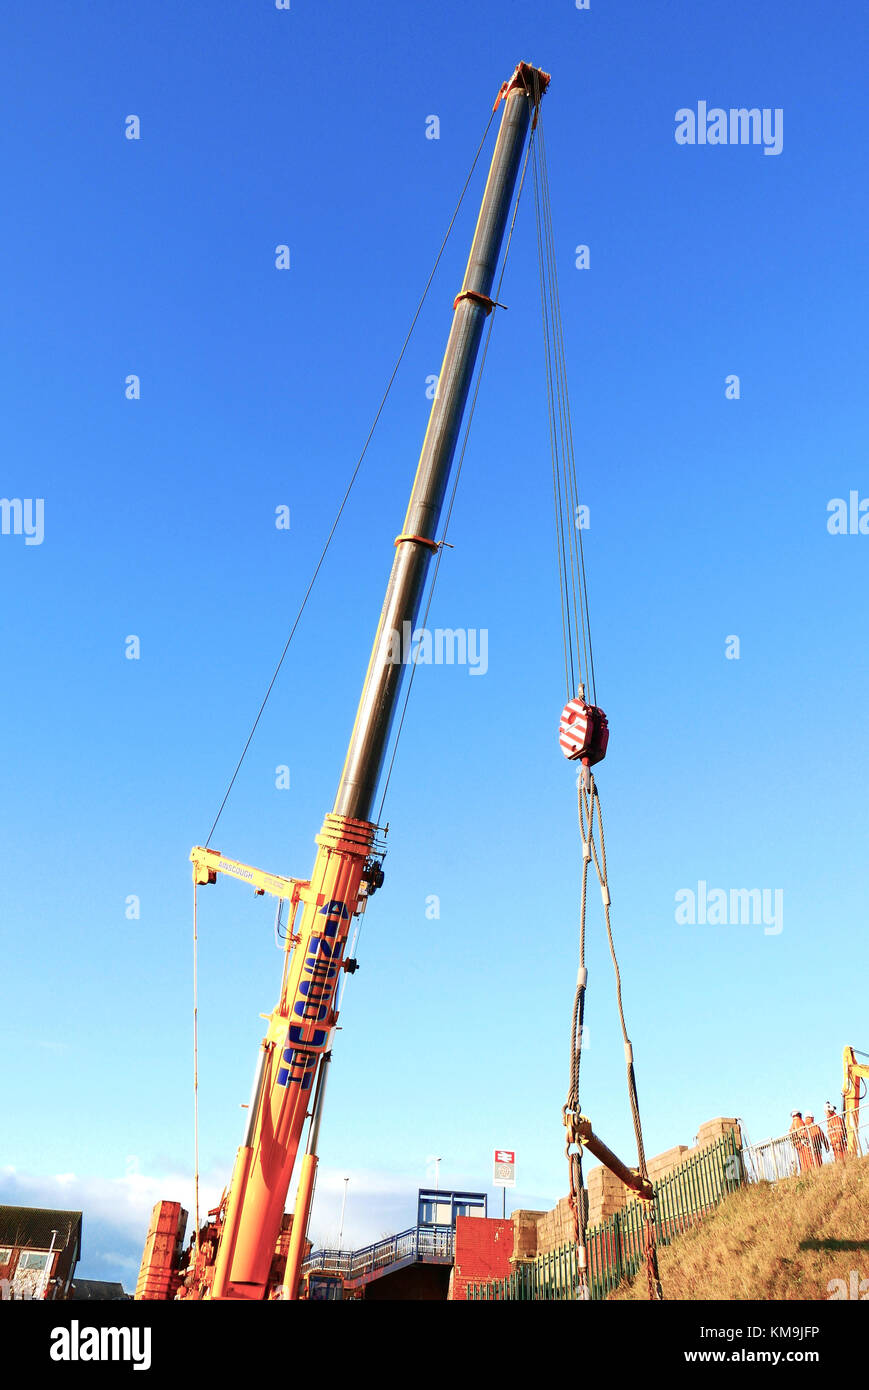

{"left": 561, "top": 773, "right": 663, "bottom": 1302}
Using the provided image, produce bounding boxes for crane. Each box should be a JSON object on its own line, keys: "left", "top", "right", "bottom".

{"left": 136, "top": 61, "right": 551, "bottom": 1302}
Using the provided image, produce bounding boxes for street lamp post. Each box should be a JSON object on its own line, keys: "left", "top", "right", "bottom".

{"left": 38, "top": 1230, "right": 58, "bottom": 1301}
{"left": 338, "top": 1177, "right": 349, "bottom": 1250}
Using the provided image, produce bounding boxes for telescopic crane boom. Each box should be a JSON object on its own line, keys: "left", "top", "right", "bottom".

{"left": 189, "top": 63, "right": 549, "bottom": 1301}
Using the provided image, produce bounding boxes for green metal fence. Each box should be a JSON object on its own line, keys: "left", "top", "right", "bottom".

{"left": 467, "top": 1129, "right": 743, "bottom": 1300}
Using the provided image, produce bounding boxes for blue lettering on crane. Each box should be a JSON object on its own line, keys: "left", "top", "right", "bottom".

{"left": 288, "top": 1025, "right": 327, "bottom": 1047}
{"left": 276, "top": 901, "right": 349, "bottom": 1089}
{"left": 276, "top": 1047, "right": 318, "bottom": 1091}
{"left": 319, "top": 900, "right": 349, "bottom": 919}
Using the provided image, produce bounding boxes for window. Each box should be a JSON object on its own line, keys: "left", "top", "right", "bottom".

{"left": 419, "top": 1200, "right": 451, "bottom": 1225}
{"left": 18, "top": 1252, "right": 49, "bottom": 1272}
{"left": 455, "top": 1202, "right": 484, "bottom": 1219}
{"left": 0, "top": 1248, "right": 12, "bottom": 1265}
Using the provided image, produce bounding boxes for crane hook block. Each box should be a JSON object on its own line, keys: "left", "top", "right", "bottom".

{"left": 558, "top": 695, "right": 609, "bottom": 766}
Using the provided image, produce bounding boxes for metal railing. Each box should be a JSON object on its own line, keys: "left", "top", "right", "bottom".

{"left": 467, "top": 1130, "right": 743, "bottom": 1301}
{"left": 742, "top": 1117, "right": 867, "bottom": 1184}
{"left": 303, "top": 1224, "right": 454, "bottom": 1282}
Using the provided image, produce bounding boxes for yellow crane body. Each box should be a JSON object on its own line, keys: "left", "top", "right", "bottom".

{"left": 206, "top": 814, "right": 375, "bottom": 1299}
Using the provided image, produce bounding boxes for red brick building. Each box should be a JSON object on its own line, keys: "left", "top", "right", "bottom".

{"left": 0, "top": 1205, "right": 82, "bottom": 1300}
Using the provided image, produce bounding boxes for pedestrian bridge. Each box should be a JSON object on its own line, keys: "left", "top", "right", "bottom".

{"left": 302, "top": 1224, "right": 455, "bottom": 1299}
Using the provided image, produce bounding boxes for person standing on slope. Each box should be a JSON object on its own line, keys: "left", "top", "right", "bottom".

{"left": 804, "top": 1114, "right": 829, "bottom": 1168}
{"left": 789, "top": 1110, "right": 811, "bottom": 1173}
{"left": 824, "top": 1102, "right": 847, "bottom": 1162}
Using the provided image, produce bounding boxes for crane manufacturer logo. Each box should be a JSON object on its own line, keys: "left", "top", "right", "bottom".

{"left": 276, "top": 900, "right": 348, "bottom": 1090}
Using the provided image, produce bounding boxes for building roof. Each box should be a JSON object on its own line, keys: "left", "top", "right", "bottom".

{"left": 69, "top": 1279, "right": 129, "bottom": 1301}
{"left": 0, "top": 1206, "right": 82, "bottom": 1251}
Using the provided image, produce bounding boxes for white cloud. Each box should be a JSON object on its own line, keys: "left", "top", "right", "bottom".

{"left": 0, "top": 1161, "right": 437, "bottom": 1284}
{"left": 0, "top": 1164, "right": 220, "bottom": 1242}
{"left": 0, "top": 1163, "right": 223, "bottom": 1288}
{"left": 305, "top": 1165, "right": 429, "bottom": 1251}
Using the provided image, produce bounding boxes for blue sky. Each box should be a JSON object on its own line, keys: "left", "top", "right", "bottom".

{"left": 1, "top": 1, "right": 867, "bottom": 1286}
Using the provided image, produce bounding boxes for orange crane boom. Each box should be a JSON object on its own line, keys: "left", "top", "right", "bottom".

{"left": 210, "top": 814, "right": 377, "bottom": 1299}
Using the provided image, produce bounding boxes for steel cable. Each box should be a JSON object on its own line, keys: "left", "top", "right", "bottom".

{"left": 529, "top": 86, "right": 660, "bottom": 1300}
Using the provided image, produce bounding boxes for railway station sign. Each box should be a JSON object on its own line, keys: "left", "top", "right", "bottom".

{"left": 493, "top": 1148, "right": 516, "bottom": 1187}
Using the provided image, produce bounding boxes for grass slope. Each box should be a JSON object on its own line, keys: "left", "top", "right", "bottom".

{"left": 610, "top": 1156, "right": 869, "bottom": 1301}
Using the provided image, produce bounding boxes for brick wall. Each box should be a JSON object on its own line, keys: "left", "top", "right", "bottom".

{"left": 533, "top": 1195, "right": 575, "bottom": 1252}
{"left": 512, "top": 1208, "right": 546, "bottom": 1260}
{"left": 451, "top": 1217, "right": 514, "bottom": 1301}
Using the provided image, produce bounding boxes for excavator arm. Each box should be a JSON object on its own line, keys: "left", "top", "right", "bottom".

{"left": 842, "top": 1045, "right": 869, "bottom": 1155}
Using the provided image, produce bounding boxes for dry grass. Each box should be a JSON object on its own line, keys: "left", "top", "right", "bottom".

{"left": 610, "top": 1156, "right": 869, "bottom": 1301}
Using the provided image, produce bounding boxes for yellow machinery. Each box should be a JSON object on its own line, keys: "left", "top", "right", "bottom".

{"left": 842, "top": 1045, "right": 869, "bottom": 1155}
{"left": 194, "top": 826, "right": 380, "bottom": 1300}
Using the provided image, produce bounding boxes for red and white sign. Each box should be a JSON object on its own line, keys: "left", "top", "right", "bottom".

{"left": 493, "top": 1149, "right": 516, "bottom": 1187}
